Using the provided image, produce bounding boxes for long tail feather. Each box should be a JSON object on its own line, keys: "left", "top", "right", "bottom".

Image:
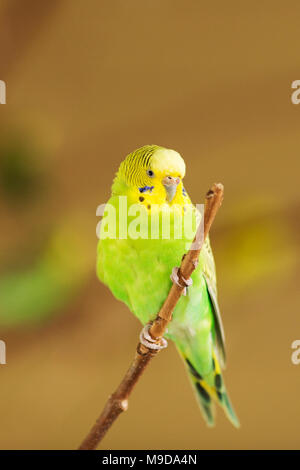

{"left": 182, "top": 352, "right": 239, "bottom": 428}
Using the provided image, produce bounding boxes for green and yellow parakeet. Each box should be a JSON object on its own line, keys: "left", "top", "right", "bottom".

{"left": 97, "top": 145, "right": 239, "bottom": 427}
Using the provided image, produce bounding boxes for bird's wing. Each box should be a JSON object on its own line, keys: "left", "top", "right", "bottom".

{"left": 202, "top": 237, "right": 226, "bottom": 368}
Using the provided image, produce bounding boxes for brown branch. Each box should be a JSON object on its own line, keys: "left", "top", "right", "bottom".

{"left": 78, "top": 183, "right": 224, "bottom": 450}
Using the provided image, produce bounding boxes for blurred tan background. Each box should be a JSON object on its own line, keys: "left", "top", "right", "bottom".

{"left": 0, "top": 0, "right": 299, "bottom": 449}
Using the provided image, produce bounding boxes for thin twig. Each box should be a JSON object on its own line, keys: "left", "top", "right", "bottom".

{"left": 78, "top": 183, "right": 224, "bottom": 450}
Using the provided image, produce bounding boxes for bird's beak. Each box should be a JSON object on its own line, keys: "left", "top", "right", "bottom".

{"left": 162, "top": 176, "right": 180, "bottom": 203}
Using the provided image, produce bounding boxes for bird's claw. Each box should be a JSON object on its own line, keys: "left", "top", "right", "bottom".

{"left": 170, "top": 267, "right": 193, "bottom": 296}
{"left": 139, "top": 323, "right": 168, "bottom": 351}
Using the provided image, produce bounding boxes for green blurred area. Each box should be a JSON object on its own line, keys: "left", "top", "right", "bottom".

{"left": 0, "top": 0, "right": 299, "bottom": 450}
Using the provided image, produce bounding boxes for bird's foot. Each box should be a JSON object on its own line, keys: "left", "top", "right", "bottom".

{"left": 170, "top": 267, "right": 193, "bottom": 295}
{"left": 139, "top": 323, "right": 168, "bottom": 350}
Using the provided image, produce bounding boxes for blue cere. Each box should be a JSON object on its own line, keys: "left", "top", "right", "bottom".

{"left": 139, "top": 186, "right": 154, "bottom": 193}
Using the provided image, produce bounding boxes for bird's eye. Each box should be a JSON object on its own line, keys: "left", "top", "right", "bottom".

{"left": 147, "top": 170, "right": 154, "bottom": 177}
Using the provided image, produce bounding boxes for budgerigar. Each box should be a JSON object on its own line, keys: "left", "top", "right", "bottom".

{"left": 97, "top": 145, "right": 239, "bottom": 427}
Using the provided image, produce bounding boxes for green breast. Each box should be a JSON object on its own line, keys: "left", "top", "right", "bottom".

{"left": 97, "top": 195, "right": 214, "bottom": 348}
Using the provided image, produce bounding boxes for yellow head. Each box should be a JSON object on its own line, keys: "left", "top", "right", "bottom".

{"left": 113, "top": 145, "right": 187, "bottom": 206}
